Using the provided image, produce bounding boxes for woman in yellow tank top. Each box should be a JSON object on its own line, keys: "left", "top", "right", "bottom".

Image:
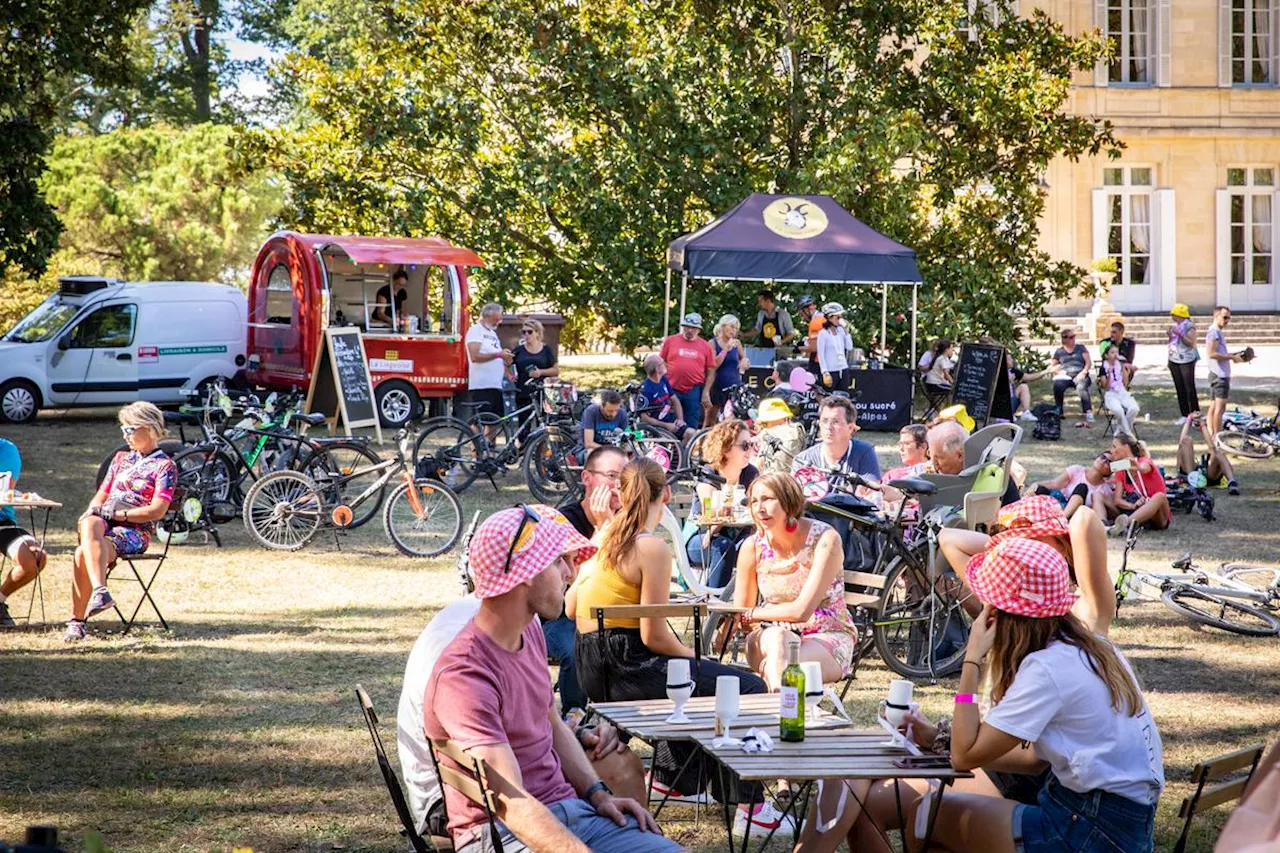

{"left": 567, "top": 458, "right": 769, "bottom": 818}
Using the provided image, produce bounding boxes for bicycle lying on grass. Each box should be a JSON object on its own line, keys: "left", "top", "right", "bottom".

{"left": 1214, "top": 400, "right": 1280, "bottom": 459}
{"left": 1113, "top": 531, "right": 1280, "bottom": 636}
{"left": 243, "top": 427, "right": 462, "bottom": 557}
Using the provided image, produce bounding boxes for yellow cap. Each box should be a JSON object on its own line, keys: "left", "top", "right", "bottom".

{"left": 937, "top": 404, "right": 976, "bottom": 433}
{"left": 756, "top": 397, "right": 794, "bottom": 424}
{"left": 1170, "top": 303, "right": 1191, "bottom": 319}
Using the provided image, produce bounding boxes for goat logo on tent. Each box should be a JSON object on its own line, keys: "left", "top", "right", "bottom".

{"left": 762, "top": 197, "right": 830, "bottom": 239}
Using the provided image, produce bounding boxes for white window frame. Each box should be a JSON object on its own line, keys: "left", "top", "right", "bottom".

{"left": 1216, "top": 166, "right": 1279, "bottom": 307}
{"left": 1096, "top": 0, "right": 1170, "bottom": 87}
{"left": 1092, "top": 166, "right": 1175, "bottom": 311}
{"left": 1221, "top": 0, "right": 1280, "bottom": 86}
{"left": 962, "top": 0, "right": 1020, "bottom": 41}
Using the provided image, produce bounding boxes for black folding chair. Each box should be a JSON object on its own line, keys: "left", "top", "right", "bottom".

{"left": 354, "top": 684, "right": 450, "bottom": 853}
{"left": 106, "top": 486, "right": 185, "bottom": 632}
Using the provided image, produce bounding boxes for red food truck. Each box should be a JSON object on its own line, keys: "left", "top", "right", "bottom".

{"left": 245, "top": 231, "right": 485, "bottom": 426}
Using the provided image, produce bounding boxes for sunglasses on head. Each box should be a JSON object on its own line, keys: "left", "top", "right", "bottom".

{"left": 504, "top": 504, "right": 542, "bottom": 574}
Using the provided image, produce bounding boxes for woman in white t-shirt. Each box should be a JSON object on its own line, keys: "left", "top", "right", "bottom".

{"left": 796, "top": 538, "right": 1162, "bottom": 852}
{"left": 925, "top": 339, "right": 955, "bottom": 390}
{"left": 934, "top": 538, "right": 1163, "bottom": 852}
{"left": 816, "top": 302, "right": 852, "bottom": 393}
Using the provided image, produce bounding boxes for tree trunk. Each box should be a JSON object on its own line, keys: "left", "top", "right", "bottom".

{"left": 177, "top": 0, "right": 217, "bottom": 122}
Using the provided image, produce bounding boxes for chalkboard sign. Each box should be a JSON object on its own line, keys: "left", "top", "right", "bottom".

{"left": 305, "top": 326, "right": 383, "bottom": 441}
{"left": 950, "top": 343, "right": 1011, "bottom": 428}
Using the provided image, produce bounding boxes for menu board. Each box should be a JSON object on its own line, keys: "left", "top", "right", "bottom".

{"left": 305, "top": 326, "right": 383, "bottom": 441}
{"left": 950, "top": 343, "right": 1011, "bottom": 428}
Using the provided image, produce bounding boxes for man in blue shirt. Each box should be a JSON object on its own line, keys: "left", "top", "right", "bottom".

{"left": 0, "top": 438, "right": 49, "bottom": 627}
{"left": 790, "top": 396, "right": 881, "bottom": 480}
{"left": 580, "top": 389, "right": 630, "bottom": 451}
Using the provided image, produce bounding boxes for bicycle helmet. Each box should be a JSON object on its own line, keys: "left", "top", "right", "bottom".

{"left": 156, "top": 520, "right": 190, "bottom": 546}
{"left": 821, "top": 301, "right": 845, "bottom": 317}
{"left": 797, "top": 295, "right": 815, "bottom": 309}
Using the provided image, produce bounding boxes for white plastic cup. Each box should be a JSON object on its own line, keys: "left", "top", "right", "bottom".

{"left": 666, "top": 658, "right": 691, "bottom": 687}
{"left": 887, "top": 678, "right": 914, "bottom": 705}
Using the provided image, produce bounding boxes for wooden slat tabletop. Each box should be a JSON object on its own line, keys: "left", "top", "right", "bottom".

{"left": 693, "top": 727, "right": 973, "bottom": 783}
{"left": 0, "top": 498, "right": 62, "bottom": 509}
{"left": 590, "top": 693, "right": 853, "bottom": 741}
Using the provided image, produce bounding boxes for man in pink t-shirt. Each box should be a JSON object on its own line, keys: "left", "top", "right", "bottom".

{"left": 659, "top": 313, "right": 715, "bottom": 429}
{"left": 425, "top": 506, "right": 683, "bottom": 853}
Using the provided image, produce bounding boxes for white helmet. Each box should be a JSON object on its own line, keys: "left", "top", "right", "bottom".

{"left": 156, "top": 521, "right": 189, "bottom": 546}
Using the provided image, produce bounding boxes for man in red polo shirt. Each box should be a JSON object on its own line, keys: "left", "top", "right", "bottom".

{"left": 659, "top": 313, "right": 715, "bottom": 428}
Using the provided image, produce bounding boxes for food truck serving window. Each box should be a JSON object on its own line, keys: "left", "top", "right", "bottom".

{"left": 325, "top": 260, "right": 461, "bottom": 337}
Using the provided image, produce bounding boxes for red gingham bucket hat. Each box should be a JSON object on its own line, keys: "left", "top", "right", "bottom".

{"left": 966, "top": 537, "right": 1077, "bottom": 618}
{"left": 470, "top": 505, "right": 596, "bottom": 599}
{"left": 989, "top": 494, "right": 1070, "bottom": 549}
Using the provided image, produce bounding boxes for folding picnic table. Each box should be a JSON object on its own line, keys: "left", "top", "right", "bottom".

{"left": 0, "top": 495, "right": 61, "bottom": 625}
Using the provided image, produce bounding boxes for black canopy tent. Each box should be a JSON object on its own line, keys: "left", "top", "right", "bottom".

{"left": 665, "top": 193, "right": 924, "bottom": 370}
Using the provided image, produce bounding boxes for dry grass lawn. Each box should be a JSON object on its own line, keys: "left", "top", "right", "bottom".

{"left": 1, "top": 367, "right": 1278, "bottom": 852}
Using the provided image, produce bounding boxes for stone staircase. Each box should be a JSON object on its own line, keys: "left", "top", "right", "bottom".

{"left": 1025, "top": 311, "right": 1280, "bottom": 345}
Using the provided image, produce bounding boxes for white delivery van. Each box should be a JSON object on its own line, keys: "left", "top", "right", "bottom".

{"left": 0, "top": 276, "right": 247, "bottom": 423}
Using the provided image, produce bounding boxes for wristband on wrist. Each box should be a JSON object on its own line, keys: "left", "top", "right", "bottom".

{"left": 583, "top": 780, "right": 611, "bottom": 801}
{"left": 963, "top": 659, "right": 982, "bottom": 671}
{"left": 954, "top": 693, "right": 977, "bottom": 705}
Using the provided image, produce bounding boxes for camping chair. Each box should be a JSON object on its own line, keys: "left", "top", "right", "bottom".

{"left": 106, "top": 486, "right": 186, "bottom": 632}
{"left": 1174, "top": 741, "right": 1266, "bottom": 853}
{"left": 353, "top": 685, "right": 450, "bottom": 853}
{"left": 428, "top": 738, "right": 510, "bottom": 853}
{"left": 917, "top": 375, "right": 949, "bottom": 422}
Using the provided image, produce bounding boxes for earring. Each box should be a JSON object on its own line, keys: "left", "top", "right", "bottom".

{"left": 785, "top": 517, "right": 798, "bottom": 533}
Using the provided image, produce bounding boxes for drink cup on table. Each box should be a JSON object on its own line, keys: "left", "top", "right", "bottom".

{"left": 665, "top": 659, "right": 694, "bottom": 724}
{"left": 714, "top": 675, "right": 740, "bottom": 741}
{"left": 801, "top": 661, "right": 824, "bottom": 723}
{"left": 879, "top": 678, "right": 920, "bottom": 729}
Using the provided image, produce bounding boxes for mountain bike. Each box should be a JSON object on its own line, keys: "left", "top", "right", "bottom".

{"left": 242, "top": 427, "right": 463, "bottom": 558}
{"left": 1113, "top": 531, "right": 1280, "bottom": 636}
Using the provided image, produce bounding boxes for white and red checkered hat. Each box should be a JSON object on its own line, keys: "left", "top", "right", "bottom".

{"left": 989, "top": 494, "right": 1070, "bottom": 549}
{"left": 966, "top": 537, "right": 1076, "bottom": 618}
{"left": 469, "top": 505, "right": 597, "bottom": 600}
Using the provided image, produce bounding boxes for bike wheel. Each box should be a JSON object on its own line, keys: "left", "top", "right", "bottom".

{"left": 242, "top": 470, "right": 323, "bottom": 551}
{"left": 301, "top": 442, "right": 385, "bottom": 530}
{"left": 1160, "top": 586, "right": 1280, "bottom": 636}
{"left": 414, "top": 417, "right": 484, "bottom": 492}
{"left": 521, "top": 430, "right": 580, "bottom": 505}
{"left": 634, "top": 422, "right": 686, "bottom": 471}
{"left": 873, "top": 557, "right": 974, "bottom": 680}
{"left": 1221, "top": 563, "right": 1280, "bottom": 594}
{"left": 685, "top": 427, "right": 712, "bottom": 465}
{"left": 171, "top": 445, "right": 239, "bottom": 520}
{"left": 1213, "top": 430, "right": 1276, "bottom": 459}
{"left": 383, "top": 478, "right": 463, "bottom": 558}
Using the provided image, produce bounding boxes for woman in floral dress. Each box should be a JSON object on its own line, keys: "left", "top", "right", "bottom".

{"left": 733, "top": 471, "right": 858, "bottom": 689}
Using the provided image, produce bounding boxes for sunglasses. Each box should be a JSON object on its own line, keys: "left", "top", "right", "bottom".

{"left": 504, "top": 504, "right": 542, "bottom": 575}
{"left": 121, "top": 426, "right": 142, "bottom": 437}
{"left": 521, "top": 328, "right": 535, "bottom": 335}
{"left": 734, "top": 441, "right": 753, "bottom": 452}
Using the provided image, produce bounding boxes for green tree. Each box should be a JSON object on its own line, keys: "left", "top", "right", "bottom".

{"left": 0, "top": 123, "right": 282, "bottom": 332}
{"left": 0, "top": 0, "right": 151, "bottom": 278}
{"left": 241, "top": 0, "right": 1119, "bottom": 355}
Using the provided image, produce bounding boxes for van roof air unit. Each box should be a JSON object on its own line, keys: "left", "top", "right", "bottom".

{"left": 59, "top": 276, "right": 121, "bottom": 296}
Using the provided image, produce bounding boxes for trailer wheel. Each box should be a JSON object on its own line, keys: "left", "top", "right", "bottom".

{"left": 376, "top": 380, "right": 421, "bottom": 428}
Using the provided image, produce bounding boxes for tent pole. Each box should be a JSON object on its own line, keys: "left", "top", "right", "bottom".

{"left": 911, "top": 283, "right": 919, "bottom": 376}
{"left": 679, "top": 272, "right": 688, "bottom": 323}
{"left": 663, "top": 268, "right": 672, "bottom": 339}
{"left": 880, "top": 282, "right": 888, "bottom": 357}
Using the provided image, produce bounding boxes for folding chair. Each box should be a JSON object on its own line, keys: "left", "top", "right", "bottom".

{"left": 106, "top": 486, "right": 185, "bottom": 633}
{"left": 839, "top": 570, "right": 889, "bottom": 700}
{"left": 354, "top": 685, "right": 451, "bottom": 852}
{"left": 1174, "top": 741, "right": 1266, "bottom": 853}
{"left": 429, "top": 738, "right": 509, "bottom": 853}
{"left": 917, "top": 375, "right": 949, "bottom": 422}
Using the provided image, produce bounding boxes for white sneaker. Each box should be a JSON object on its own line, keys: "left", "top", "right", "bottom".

{"left": 1175, "top": 416, "right": 1187, "bottom": 426}
{"left": 1018, "top": 411, "right": 1039, "bottom": 423}
{"left": 647, "top": 774, "right": 710, "bottom": 806}
{"left": 734, "top": 800, "right": 797, "bottom": 838}
{"left": 1085, "top": 412, "right": 1095, "bottom": 424}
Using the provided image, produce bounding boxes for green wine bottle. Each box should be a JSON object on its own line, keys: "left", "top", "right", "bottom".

{"left": 779, "top": 640, "right": 805, "bottom": 742}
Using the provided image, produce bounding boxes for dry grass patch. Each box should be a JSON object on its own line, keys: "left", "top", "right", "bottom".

{"left": 1, "top": 375, "right": 1278, "bottom": 852}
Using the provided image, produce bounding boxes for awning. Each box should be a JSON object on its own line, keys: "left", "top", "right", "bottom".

{"left": 295, "top": 233, "right": 486, "bottom": 268}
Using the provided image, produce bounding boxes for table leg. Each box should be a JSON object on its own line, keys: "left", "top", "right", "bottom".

{"left": 649, "top": 741, "right": 702, "bottom": 821}
{"left": 758, "top": 780, "right": 809, "bottom": 852}
{"left": 693, "top": 608, "right": 703, "bottom": 680}
{"left": 720, "top": 764, "right": 736, "bottom": 853}
{"left": 919, "top": 777, "right": 952, "bottom": 850}
{"left": 843, "top": 778, "right": 899, "bottom": 853}
{"left": 737, "top": 781, "right": 758, "bottom": 853}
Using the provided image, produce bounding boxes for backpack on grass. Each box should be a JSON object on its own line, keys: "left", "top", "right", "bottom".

{"left": 1031, "top": 403, "right": 1062, "bottom": 441}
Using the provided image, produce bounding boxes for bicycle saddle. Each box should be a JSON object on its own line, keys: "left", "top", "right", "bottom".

{"left": 886, "top": 477, "right": 938, "bottom": 496}
{"left": 293, "top": 412, "right": 328, "bottom": 426}
{"left": 812, "top": 492, "right": 879, "bottom": 514}
{"left": 1171, "top": 552, "right": 1193, "bottom": 571}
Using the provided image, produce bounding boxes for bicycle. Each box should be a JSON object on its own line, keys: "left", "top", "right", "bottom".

{"left": 1214, "top": 400, "right": 1280, "bottom": 459}
{"left": 1113, "top": 531, "right": 1280, "bottom": 636}
{"left": 242, "top": 427, "right": 463, "bottom": 558}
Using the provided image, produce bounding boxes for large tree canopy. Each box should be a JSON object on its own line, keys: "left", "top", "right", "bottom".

{"left": 0, "top": 0, "right": 151, "bottom": 278}
{"left": 244, "top": 0, "right": 1119, "bottom": 354}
